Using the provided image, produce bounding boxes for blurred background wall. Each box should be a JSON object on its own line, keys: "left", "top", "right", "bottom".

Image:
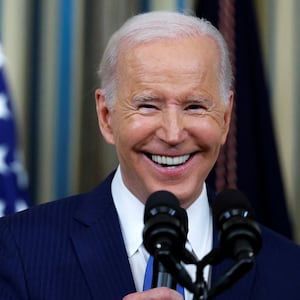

{"left": 0, "top": 0, "right": 299, "bottom": 241}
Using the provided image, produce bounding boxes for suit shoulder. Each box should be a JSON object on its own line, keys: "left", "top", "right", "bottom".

{"left": 260, "top": 225, "right": 300, "bottom": 254}
{"left": 257, "top": 225, "right": 300, "bottom": 271}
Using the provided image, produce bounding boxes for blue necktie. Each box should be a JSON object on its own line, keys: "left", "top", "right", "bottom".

{"left": 143, "top": 255, "right": 185, "bottom": 298}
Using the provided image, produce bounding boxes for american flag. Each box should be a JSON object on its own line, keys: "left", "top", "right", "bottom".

{"left": 0, "top": 43, "right": 31, "bottom": 216}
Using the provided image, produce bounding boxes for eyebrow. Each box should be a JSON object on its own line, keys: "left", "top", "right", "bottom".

{"left": 132, "top": 94, "right": 214, "bottom": 106}
{"left": 132, "top": 94, "right": 160, "bottom": 103}
{"left": 183, "top": 96, "right": 213, "bottom": 104}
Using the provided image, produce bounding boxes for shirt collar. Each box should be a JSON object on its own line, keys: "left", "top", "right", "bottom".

{"left": 112, "top": 166, "right": 145, "bottom": 258}
{"left": 186, "top": 184, "right": 213, "bottom": 260}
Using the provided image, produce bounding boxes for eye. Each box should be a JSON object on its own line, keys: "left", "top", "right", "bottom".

{"left": 184, "top": 103, "right": 207, "bottom": 113}
{"left": 133, "top": 95, "right": 161, "bottom": 113}
{"left": 185, "top": 104, "right": 205, "bottom": 110}
{"left": 137, "top": 103, "right": 159, "bottom": 113}
{"left": 184, "top": 98, "right": 212, "bottom": 113}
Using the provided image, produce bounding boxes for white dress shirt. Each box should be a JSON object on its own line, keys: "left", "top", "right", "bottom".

{"left": 112, "top": 166, "right": 213, "bottom": 300}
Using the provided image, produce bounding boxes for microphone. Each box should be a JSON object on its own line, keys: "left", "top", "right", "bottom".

{"left": 143, "top": 190, "right": 189, "bottom": 289}
{"left": 212, "top": 189, "right": 262, "bottom": 261}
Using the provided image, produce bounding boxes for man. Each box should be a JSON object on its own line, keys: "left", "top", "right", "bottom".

{"left": 0, "top": 11, "right": 299, "bottom": 300}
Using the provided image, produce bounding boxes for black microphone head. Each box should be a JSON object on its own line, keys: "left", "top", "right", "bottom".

{"left": 212, "top": 189, "right": 254, "bottom": 223}
{"left": 143, "top": 190, "right": 188, "bottom": 257}
{"left": 144, "top": 190, "right": 186, "bottom": 223}
{"left": 212, "top": 189, "right": 262, "bottom": 259}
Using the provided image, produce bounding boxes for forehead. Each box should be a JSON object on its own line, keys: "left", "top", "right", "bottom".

{"left": 117, "top": 35, "right": 221, "bottom": 77}
{"left": 115, "top": 37, "right": 221, "bottom": 98}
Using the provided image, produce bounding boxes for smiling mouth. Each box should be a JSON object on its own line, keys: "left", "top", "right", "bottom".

{"left": 147, "top": 153, "right": 191, "bottom": 167}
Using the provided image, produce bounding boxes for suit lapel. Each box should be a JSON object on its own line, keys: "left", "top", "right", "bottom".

{"left": 70, "top": 174, "right": 136, "bottom": 299}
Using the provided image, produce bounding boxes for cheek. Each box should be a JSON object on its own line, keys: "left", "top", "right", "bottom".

{"left": 111, "top": 115, "right": 153, "bottom": 147}
{"left": 192, "top": 118, "right": 224, "bottom": 146}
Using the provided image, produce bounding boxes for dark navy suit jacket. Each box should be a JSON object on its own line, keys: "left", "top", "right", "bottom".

{"left": 0, "top": 172, "right": 300, "bottom": 299}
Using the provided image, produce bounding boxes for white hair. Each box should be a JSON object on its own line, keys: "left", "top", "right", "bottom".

{"left": 97, "top": 11, "right": 233, "bottom": 109}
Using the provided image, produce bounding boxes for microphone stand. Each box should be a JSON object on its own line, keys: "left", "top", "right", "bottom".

{"left": 154, "top": 245, "right": 198, "bottom": 295}
{"left": 152, "top": 257, "right": 177, "bottom": 289}
{"left": 207, "top": 257, "right": 254, "bottom": 298}
{"left": 157, "top": 246, "right": 256, "bottom": 300}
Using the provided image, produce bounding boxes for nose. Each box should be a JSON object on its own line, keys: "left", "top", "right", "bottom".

{"left": 156, "top": 107, "right": 187, "bottom": 145}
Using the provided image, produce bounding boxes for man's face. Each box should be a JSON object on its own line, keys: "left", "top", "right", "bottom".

{"left": 96, "top": 36, "right": 233, "bottom": 208}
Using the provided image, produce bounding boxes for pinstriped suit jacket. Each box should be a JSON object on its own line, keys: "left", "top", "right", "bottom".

{"left": 0, "top": 172, "right": 300, "bottom": 299}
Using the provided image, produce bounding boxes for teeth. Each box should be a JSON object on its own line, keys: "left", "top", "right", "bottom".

{"left": 151, "top": 154, "right": 190, "bottom": 166}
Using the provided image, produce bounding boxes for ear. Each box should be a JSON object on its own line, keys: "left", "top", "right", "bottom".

{"left": 95, "top": 89, "right": 116, "bottom": 145}
{"left": 221, "top": 90, "right": 234, "bottom": 145}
